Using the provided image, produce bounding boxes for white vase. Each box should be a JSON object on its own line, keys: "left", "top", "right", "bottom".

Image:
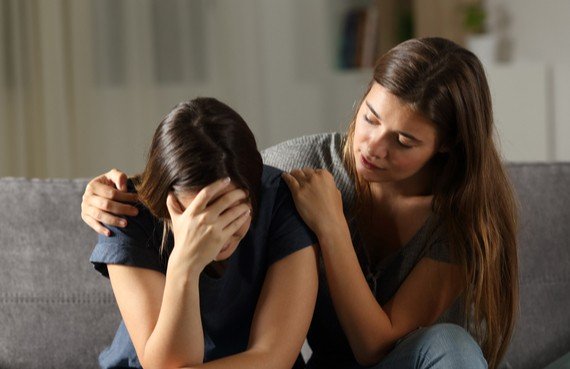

{"left": 465, "top": 33, "right": 498, "bottom": 66}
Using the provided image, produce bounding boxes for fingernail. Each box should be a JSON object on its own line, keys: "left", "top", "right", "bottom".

{"left": 224, "top": 177, "right": 231, "bottom": 183}
{"left": 120, "top": 220, "right": 127, "bottom": 227}
{"left": 105, "top": 230, "right": 111, "bottom": 237}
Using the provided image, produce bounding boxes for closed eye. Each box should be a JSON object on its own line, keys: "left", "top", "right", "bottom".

{"left": 397, "top": 136, "right": 414, "bottom": 149}
{"left": 364, "top": 113, "right": 377, "bottom": 125}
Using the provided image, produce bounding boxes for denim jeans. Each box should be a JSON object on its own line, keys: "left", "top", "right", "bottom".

{"left": 360, "top": 323, "right": 488, "bottom": 369}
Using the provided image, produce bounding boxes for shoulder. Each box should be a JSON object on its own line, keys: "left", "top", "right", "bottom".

{"left": 261, "top": 133, "right": 355, "bottom": 207}
{"left": 257, "top": 165, "right": 294, "bottom": 215}
{"left": 261, "top": 132, "right": 346, "bottom": 172}
{"left": 421, "top": 214, "right": 455, "bottom": 264}
{"left": 90, "top": 179, "right": 165, "bottom": 277}
{"left": 250, "top": 165, "right": 317, "bottom": 264}
{"left": 106, "top": 178, "right": 160, "bottom": 243}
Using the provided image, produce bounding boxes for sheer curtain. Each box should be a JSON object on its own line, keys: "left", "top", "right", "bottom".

{"left": 0, "top": 0, "right": 340, "bottom": 178}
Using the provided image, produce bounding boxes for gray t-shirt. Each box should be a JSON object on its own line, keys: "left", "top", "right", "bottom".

{"left": 262, "top": 132, "right": 463, "bottom": 368}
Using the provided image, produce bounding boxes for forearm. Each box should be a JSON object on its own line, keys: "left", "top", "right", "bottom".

{"left": 143, "top": 264, "right": 205, "bottom": 368}
{"left": 182, "top": 247, "right": 319, "bottom": 369}
{"left": 317, "top": 224, "right": 397, "bottom": 364}
{"left": 181, "top": 348, "right": 290, "bottom": 369}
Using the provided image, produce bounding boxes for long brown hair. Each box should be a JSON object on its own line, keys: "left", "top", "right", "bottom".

{"left": 343, "top": 37, "right": 518, "bottom": 368}
{"left": 134, "top": 97, "right": 263, "bottom": 254}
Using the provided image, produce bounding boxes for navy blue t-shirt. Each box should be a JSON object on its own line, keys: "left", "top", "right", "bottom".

{"left": 90, "top": 165, "right": 316, "bottom": 368}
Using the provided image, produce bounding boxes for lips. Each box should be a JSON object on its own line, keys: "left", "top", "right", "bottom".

{"left": 360, "top": 154, "right": 384, "bottom": 170}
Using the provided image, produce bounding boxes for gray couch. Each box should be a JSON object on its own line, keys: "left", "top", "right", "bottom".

{"left": 1, "top": 160, "right": 569, "bottom": 369}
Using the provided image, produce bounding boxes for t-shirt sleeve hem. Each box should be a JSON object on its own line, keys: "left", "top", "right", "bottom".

{"left": 266, "top": 230, "right": 317, "bottom": 266}
{"left": 90, "top": 242, "right": 165, "bottom": 278}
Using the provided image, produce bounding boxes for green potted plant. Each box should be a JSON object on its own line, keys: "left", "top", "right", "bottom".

{"left": 463, "top": 1, "right": 497, "bottom": 65}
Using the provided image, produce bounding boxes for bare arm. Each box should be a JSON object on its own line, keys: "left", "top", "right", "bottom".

{"left": 318, "top": 224, "right": 462, "bottom": 365}
{"left": 182, "top": 245, "right": 319, "bottom": 369}
{"left": 283, "top": 168, "right": 462, "bottom": 366}
{"left": 108, "top": 263, "right": 204, "bottom": 368}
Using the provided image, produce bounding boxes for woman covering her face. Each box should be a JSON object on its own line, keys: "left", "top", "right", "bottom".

{"left": 83, "top": 38, "right": 518, "bottom": 369}
{"left": 88, "top": 97, "right": 318, "bottom": 369}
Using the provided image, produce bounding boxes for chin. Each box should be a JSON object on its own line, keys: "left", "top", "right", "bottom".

{"left": 214, "top": 239, "right": 240, "bottom": 261}
{"left": 356, "top": 165, "right": 389, "bottom": 183}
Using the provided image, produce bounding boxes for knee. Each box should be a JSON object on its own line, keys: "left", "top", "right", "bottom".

{"left": 412, "top": 324, "right": 487, "bottom": 369}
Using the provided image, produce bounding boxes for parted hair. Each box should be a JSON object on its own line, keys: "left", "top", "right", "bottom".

{"left": 343, "top": 37, "right": 518, "bottom": 369}
{"left": 133, "top": 97, "right": 263, "bottom": 254}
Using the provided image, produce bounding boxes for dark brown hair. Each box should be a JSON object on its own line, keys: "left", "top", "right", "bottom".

{"left": 343, "top": 37, "right": 518, "bottom": 369}
{"left": 134, "top": 97, "right": 263, "bottom": 254}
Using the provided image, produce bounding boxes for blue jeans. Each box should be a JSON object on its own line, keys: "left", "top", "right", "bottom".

{"left": 360, "top": 323, "right": 487, "bottom": 369}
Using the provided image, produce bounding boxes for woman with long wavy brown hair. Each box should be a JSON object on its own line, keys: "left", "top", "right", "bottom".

{"left": 281, "top": 37, "right": 518, "bottom": 369}
{"left": 82, "top": 38, "right": 518, "bottom": 369}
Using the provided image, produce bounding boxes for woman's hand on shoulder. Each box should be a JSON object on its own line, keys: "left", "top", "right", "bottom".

{"left": 81, "top": 168, "right": 139, "bottom": 236}
{"left": 282, "top": 168, "right": 345, "bottom": 237}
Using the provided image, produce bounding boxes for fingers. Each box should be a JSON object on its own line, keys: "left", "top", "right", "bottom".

{"left": 284, "top": 168, "right": 320, "bottom": 186}
{"left": 208, "top": 188, "right": 248, "bottom": 216}
{"left": 219, "top": 203, "right": 251, "bottom": 229}
{"left": 166, "top": 193, "right": 184, "bottom": 219}
{"left": 189, "top": 177, "right": 232, "bottom": 213}
{"left": 281, "top": 172, "right": 300, "bottom": 191}
{"left": 301, "top": 167, "right": 315, "bottom": 177}
{"left": 81, "top": 171, "right": 139, "bottom": 235}
{"left": 85, "top": 177, "right": 138, "bottom": 203}
{"left": 222, "top": 209, "right": 251, "bottom": 236}
{"left": 107, "top": 168, "right": 129, "bottom": 192}
{"left": 290, "top": 168, "right": 308, "bottom": 181}
{"left": 90, "top": 193, "right": 139, "bottom": 217}
{"left": 81, "top": 212, "right": 112, "bottom": 236}
{"left": 82, "top": 203, "right": 127, "bottom": 227}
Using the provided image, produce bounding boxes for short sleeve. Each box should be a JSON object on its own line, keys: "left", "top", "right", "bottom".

{"left": 89, "top": 203, "right": 166, "bottom": 278}
{"left": 266, "top": 179, "right": 317, "bottom": 265}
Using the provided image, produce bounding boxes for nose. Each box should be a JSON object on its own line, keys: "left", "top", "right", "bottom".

{"left": 365, "top": 131, "right": 389, "bottom": 159}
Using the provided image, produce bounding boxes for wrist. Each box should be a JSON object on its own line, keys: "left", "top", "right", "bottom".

{"left": 168, "top": 249, "right": 205, "bottom": 279}
{"left": 315, "top": 219, "right": 351, "bottom": 247}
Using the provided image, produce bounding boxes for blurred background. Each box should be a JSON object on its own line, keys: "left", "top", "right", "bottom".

{"left": 0, "top": 0, "right": 569, "bottom": 178}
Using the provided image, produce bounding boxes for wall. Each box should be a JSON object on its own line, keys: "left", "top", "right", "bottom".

{"left": 0, "top": 0, "right": 568, "bottom": 179}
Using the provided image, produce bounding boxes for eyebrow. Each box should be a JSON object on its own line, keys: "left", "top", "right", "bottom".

{"left": 365, "top": 100, "right": 422, "bottom": 143}
{"left": 365, "top": 101, "right": 381, "bottom": 119}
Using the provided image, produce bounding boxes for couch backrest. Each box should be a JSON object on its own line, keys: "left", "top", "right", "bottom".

{"left": 504, "top": 163, "right": 570, "bottom": 369}
{"left": 0, "top": 178, "right": 120, "bottom": 369}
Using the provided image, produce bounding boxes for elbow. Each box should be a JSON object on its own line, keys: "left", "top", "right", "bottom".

{"left": 354, "top": 353, "right": 382, "bottom": 367}
{"left": 354, "top": 351, "right": 389, "bottom": 367}
{"left": 139, "top": 351, "right": 204, "bottom": 369}
{"left": 353, "top": 342, "right": 392, "bottom": 367}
